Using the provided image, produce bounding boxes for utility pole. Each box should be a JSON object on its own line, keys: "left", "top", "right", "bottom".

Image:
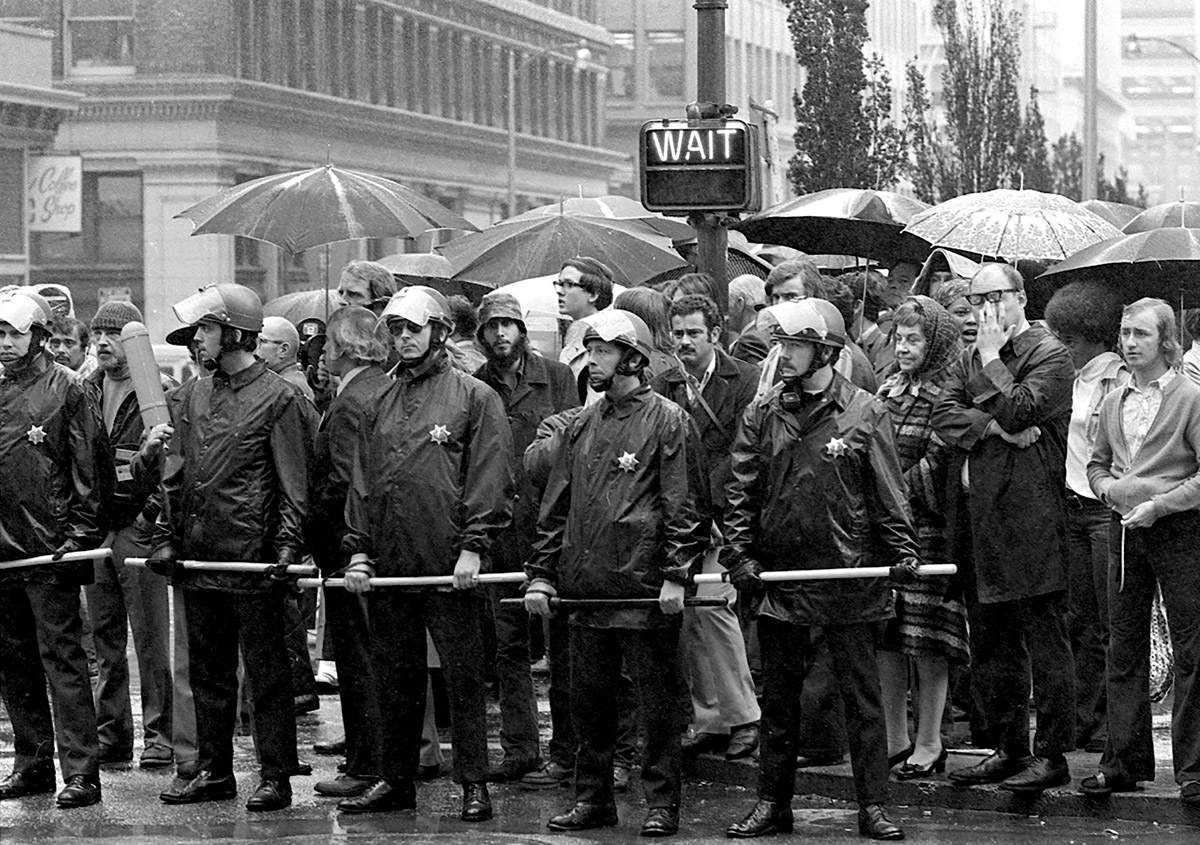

{"left": 690, "top": 0, "right": 730, "bottom": 316}
{"left": 1082, "top": 0, "right": 1098, "bottom": 200}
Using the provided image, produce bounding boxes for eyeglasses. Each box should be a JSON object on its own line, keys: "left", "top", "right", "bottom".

{"left": 553, "top": 279, "right": 584, "bottom": 290}
{"left": 771, "top": 291, "right": 807, "bottom": 304}
{"left": 965, "top": 288, "right": 1019, "bottom": 306}
{"left": 257, "top": 338, "right": 285, "bottom": 346}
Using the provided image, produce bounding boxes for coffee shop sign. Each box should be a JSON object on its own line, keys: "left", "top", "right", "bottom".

{"left": 27, "top": 156, "right": 82, "bottom": 233}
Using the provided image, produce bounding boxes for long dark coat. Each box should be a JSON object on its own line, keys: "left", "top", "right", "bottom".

{"left": 931, "top": 324, "right": 1074, "bottom": 604}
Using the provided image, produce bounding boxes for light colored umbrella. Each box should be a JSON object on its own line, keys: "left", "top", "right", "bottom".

{"left": 507, "top": 195, "right": 694, "bottom": 241}
{"left": 902, "top": 188, "right": 1121, "bottom": 263}
{"left": 176, "top": 164, "right": 477, "bottom": 253}
{"left": 1122, "top": 199, "right": 1200, "bottom": 233}
{"left": 439, "top": 214, "right": 688, "bottom": 288}
{"left": 1078, "top": 199, "right": 1142, "bottom": 230}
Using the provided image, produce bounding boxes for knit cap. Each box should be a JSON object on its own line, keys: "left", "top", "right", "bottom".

{"left": 90, "top": 300, "right": 144, "bottom": 333}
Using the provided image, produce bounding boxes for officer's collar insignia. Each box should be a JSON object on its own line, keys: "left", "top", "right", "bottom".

{"left": 616, "top": 450, "right": 638, "bottom": 472}
{"left": 429, "top": 424, "right": 451, "bottom": 445}
{"left": 825, "top": 436, "right": 848, "bottom": 458}
{"left": 26, "top": 424, "right": 46, "bottom": 445}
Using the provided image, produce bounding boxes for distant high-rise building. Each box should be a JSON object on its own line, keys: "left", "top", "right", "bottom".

{"left": 1121, "top": 0, "right": 1200, "bottom": 203}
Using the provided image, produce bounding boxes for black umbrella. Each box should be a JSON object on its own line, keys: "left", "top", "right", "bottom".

{"left": 1038, "top": 228, "right": 1200, "bottom": 307}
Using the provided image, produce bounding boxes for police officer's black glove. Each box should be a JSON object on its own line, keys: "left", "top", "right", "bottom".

{"left": 265, "top": 549, "right": 297, "bottom": 582}
{"left": 146, "top": 544, "right": 180, "bottom": 578}
{"left": 51, "top": 538, "right": 82, "bottom": 561}
{"left": 889, "top": 560, "right": 920, "bottom": 586}
{"left": 727, "top": 558, "right": 763, "bottom": 592}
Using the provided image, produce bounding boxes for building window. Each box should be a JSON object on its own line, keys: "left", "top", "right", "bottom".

{"left": 647, "top": 30, "right": 685, "bottom": 100}
{"left": 608, "top": 31, "right": 634, "bottom": 98}
{"left": 31, "top": 173, "right": 142, "bottom": 266}
{"left": 65, "top": 0, "right": 135, "bottom": 74}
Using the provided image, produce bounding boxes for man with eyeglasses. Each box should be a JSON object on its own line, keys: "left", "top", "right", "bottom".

{"left": 556, "top": 257, "right": 615, "bottom": 390}
{"left": 258, "top": 317, "right": 315, "bottom": 402}
{"left": 932, "top": 262, "right": 1077, "bottom": 795}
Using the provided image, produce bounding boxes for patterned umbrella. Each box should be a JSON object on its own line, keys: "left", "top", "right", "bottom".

{"left": 1038, "top": 227, "right": 1200, "bottom": 307}
{"left": 734, "top": 188, "right": 929, "bottom": 260}
{"left": 508, "top": 195, "right": 694, "bottom": 241}
{"left": 1122, "top": 199, "right": 1200, "bottom": 233}
{"left": 176, "top": 164, "right": 476, "bottom": 253}
{"left": 438, "top": 214, "right": 688, "bottom": 287}
{"left": 903, "top": 189, "right": 1121, "bottom": 263}
{"left": 1078, "top": 200, "right": 1143, "bottom": 230}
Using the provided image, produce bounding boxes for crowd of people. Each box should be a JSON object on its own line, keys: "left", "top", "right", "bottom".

{"left": 0, "top": 252, "right": 1197, "bottom": 840}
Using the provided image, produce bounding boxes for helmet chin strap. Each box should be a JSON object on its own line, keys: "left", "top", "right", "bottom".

{"left": 779, "top": 346, "right": 840, "bottom": 410}
{"left": 395, "top": 326, "right": 446, "bottom": 371}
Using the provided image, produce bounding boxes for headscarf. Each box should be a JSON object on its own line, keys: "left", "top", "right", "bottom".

{"left": 882, "top": 295, "right": 962, "bottom": 397}
{"left": 932, "top": 279, "right": 970, "bottom": 311}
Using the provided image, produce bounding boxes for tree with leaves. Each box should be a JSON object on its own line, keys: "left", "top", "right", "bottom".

{"left": 783, "top": 0, "right": 907, "bottom": 193}
{"left": 1050, "top": 135, "right": 1146, "bottom": 206}
{"left": 1013, "top": 87, "right": 1052, "bottom": 191}
{"left": 932, "top": 0, "right": 1024, "bottom": 196}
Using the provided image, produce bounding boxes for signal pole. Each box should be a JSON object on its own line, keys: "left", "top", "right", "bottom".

{"left": 691, "top": 0, "right": 730, "bottom": 315}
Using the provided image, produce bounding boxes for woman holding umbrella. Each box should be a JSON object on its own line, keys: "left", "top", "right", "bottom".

{"left": 875, "top": 296, "right": 970, "bottom": 780}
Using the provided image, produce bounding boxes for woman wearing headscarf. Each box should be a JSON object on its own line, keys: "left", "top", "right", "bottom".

{"left": 875, "top": 295, "right": 970, "bottom": 779}
{"left": 932, "top": 280, "right": 978, "bottom": 347}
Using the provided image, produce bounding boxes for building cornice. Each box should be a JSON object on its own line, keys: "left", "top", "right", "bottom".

{"left": 63, "top": 76, "right": 626, "bottom": 177}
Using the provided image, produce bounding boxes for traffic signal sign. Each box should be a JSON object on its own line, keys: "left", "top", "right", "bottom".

{"left": 639, "top": 119, "right": 761, "bottom": 215}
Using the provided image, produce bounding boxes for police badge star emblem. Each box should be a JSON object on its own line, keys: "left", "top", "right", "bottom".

{"left": 616, "top": 451, "right": 639, "bottom": 472}
{"left": 429, "top": 424, "right": 451, "bottom": 445}
{"left": 26, "top": 424, "right": 46, "bottom": 445}
{"left": 824, "top": 436, "right": 848, "bottom": 458}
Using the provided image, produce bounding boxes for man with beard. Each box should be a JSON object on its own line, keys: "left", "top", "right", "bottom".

{"left": 473, "top": 292, "right": 577, "bottom": 785}
{"left": 339, "top": 286, "right": 512, "bottom": 820}
{"left": 525, "top": 310, "right": 709, "bottom": 838}
{"left": 0, "top": 288, "right": 111, "bottom": 808}
{"left": 84, "top": 302, "right": 176, "bottom": 771}
{"left": 151, "top": 283, "right": 312, "bottom": 812}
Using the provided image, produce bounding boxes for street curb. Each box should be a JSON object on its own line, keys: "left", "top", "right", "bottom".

{"left": 694, "top": 753, "right": 1200, "bottom": 829}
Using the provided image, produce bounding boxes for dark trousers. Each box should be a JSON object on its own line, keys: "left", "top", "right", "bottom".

{"left": 570, "top": 623, "right": 683, "bottom": 809}
{"left": 796, "top": 634, "right": 847, "bottom": 758}
{"left": 971, "top": 592, "right": 1075, "bottom": 758}
{"left": 283, "top": 589, "right": 317, "bottom": 698}
{"left": 1103, "top": 512, "right": 1200, "bottom": 784}
{"left": 0, "top": 582, "right": 99, "bottom": 779}
{"left": 324, "top": 586, "right": 379, "bottom": 777}
{"left": 368, "top": 590, "right": 489, "bottom": 784}
{"left": 489, "top": 582, "right": 541, "bottom": 763}
{"left": 546, "top": 613, "right": 577, "bottom": 768}
{"left": 184, "top": 588, "right": 297, "bottom": 779}
{"left": 757, "top": 619, "right": 887, "bottom": 808}
{"left": 86, "top": 522, "right": 173, "bottom": 756}
{"left": 1064, "top": 495, "right": 1111, "bottom": 747}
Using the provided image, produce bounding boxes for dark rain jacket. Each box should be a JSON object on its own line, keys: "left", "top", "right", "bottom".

{"left": 652, "top": 348, "right": 760, "bottom": 516}
{"left": 526, "top": 383, "right": 710, "bottom": 629}
{"left": 344, "top": 351, "right": 513, "bottom": 575}
{"left": 474, "top": 349, "right": 578, "bottom": 571}
{"left": 154, "top": 361, "right": 314, "bottom": 593}
{"left": 0, "top": 356, "right": 112, "bottom": 585}
{"left": 86, "top": 369, "right": 178, "bottom": 532}
{"left": 308, "top": 365, "right": 392, "bottom": 574}
{"left": 931, "top": 324, "right": 1073, "bottom": 604}
{"left": 722, "top": 373, "right": 918, "bottom": 626}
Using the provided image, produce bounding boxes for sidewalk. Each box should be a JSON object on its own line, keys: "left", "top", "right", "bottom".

{"left": 692, "top": 713, "right": 1200, "bottom": 829}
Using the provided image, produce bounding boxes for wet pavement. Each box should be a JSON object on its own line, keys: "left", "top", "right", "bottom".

{"left": 3, "top": 634, "right": 1197, "bottom": 843}
{"left": 3, "top": 691, "right": 1198, "bottom": 844}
